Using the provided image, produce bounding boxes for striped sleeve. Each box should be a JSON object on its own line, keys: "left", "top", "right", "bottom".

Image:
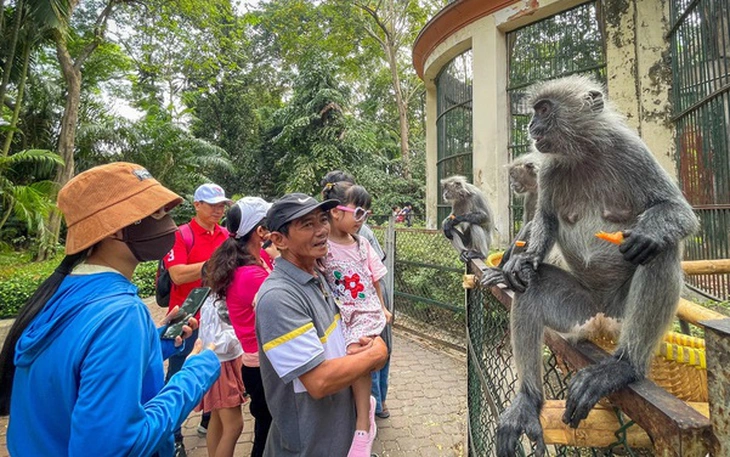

{"left": 256, "top": 288, "right": 326, "bottom": 384}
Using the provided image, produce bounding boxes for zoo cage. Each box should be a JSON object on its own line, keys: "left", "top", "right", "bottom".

{"left": 669, "top": 0, "right": 730, "bottom": 300}
{"left": 506, "top": 1, "right": 606, "bottom": 238}
{"left": 436, "top": 50, "right": 474, "bottom": 225}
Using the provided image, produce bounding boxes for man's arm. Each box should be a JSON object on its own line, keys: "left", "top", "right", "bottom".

{"left": 298, "top": 337, "right": 388, "bottom": 400}
{"left": 168, "top": 262, "right": 205, "bottom": 285}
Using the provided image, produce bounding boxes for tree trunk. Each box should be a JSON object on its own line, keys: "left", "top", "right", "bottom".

{"left": 385, "top": 42, "right": 411, "bottom": 180}
{"left": 38, "top": 34, "right": 82, "bottom": 260}
{"left": 0, "top": 0, "right": 25, "bottom": 114}
{"left": 0, "top": 0, "right": 6, "bottom": 39}
{"left": 2, "top": 38, "right": 31, "bottom": 157}
{"left": 0, "top": 200, "right": 14, "bottom": 233}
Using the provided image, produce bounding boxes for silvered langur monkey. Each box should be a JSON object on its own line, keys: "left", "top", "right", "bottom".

{"left": 509, "top": 151, "right": 542, "bottom": 225}
{"left": 440, "top": 176, "right": 495, "bottom": 261}
{"left": 496, "top": 76, "right": 699, "bottom": 457}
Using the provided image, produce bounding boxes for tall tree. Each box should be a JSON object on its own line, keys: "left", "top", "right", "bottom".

{"left": 270, "top": 53, "right": 377, "bottom": 195}
{"left": 41, "top": 0, "right": 134, "bottom": 258}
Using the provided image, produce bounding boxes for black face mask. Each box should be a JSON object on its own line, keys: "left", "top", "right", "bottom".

{"left": 121, "top": 214, "right": 178, "bottom": 262}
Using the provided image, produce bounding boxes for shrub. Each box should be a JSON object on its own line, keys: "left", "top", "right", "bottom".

{"left": 133, "top": 261, "right": 158, "bottom": 298}
{"left": 0, "top": 255, "right": 60, "bottom": 318}
{"left": 0, "top": 255, "right": 160, "bottom": 319}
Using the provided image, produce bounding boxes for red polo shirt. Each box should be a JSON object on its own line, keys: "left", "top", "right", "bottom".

{"left": 163, "top": 218, "right": 229, "bottom": 311}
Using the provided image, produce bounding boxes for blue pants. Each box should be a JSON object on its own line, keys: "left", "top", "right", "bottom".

{"left": 166, "top": 329, "right": 208, "bottom": 440}
{"left": 370, "top": 357, "right": 390, "bottom": 414}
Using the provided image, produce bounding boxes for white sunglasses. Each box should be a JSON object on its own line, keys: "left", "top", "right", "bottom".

{"left": 336, "top": 205, "right": 372, "bottom": 222}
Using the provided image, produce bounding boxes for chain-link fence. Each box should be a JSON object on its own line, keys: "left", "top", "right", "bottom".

{"left": 467, "top": 282, "right": 656, "bottom": 457}
{"left": 371, "top": 220, "right": 466, "bottom": 350}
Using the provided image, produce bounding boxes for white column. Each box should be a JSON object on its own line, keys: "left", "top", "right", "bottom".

{"left": 425, "top": 82, "right": 439, "bottom": 229}
{"left": 472, "top": 16, "right": 510, "bottom": 247}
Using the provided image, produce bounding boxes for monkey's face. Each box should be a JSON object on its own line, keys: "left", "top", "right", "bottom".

{"left": 509, "top": 164, "right": 537, "bottom": 194}
{"left": 441, "top": 181, "right": 465, "bottom": 203}
{"left": 528, "top": 79, "right": 606, "bottom": 156}
{"left": 528, "top": 99, "right": 557, "bottom": 153}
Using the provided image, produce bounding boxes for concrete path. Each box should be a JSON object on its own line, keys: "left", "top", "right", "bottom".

{"left": 0, "top": 317, "right": 466, "bottom": 457}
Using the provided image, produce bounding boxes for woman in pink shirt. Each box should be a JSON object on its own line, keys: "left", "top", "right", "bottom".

{"left": 206, "top": 197, "right": 274, "bottom": 457}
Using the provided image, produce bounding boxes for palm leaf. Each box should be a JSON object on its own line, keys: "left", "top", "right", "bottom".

{"left": 0, "top": 149, "right": 64, "bottom": 169}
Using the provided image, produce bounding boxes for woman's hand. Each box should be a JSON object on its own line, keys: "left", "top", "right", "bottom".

{"left": 189, "top": 338, "right": 216, "bottom": 356}
{"left": 159, "top": 306, "right": 199, "bottom": 348}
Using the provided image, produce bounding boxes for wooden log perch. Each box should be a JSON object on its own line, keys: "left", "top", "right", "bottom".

{"left": 676, "top": 298, "right": 726, "bottom": 327}
{"left": 681, "top": 259, "right": 730, "bottom": 275}
{"left": 541, "top": 400, "right": 652, "bottom": 448}
{"left": 541, "top": 400, "right": 709, "bottom": 448}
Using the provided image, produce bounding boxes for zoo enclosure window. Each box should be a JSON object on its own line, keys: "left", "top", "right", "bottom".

{"left": 436, "top": 50, "right": 473, "bottom": 225}
{"left": 506, "top": 1, "right": 606, "bottom": 237}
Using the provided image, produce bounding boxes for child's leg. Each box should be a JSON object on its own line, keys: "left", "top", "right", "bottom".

{"left": 352, "top": 374, "right": 373, "bottom": 432}
{"left": 206, "top": 410, "right": 222, "bottom": 457}
{"left": 213, "top": 406, "right": 243, "bottom": 457}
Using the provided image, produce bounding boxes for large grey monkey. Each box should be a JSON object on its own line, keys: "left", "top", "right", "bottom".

{"left": 496, "top": 76, "right": 699, "bottom": 457}
{"left": 441, "top": 175, "right": 494, "bottom": 261}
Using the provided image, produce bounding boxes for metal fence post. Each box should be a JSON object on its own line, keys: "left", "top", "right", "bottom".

{"left": 385, "top": 215, "right": 396, "bottom": 309}
{"left": 702, "top": 317, "right": 730, "bottom": 456}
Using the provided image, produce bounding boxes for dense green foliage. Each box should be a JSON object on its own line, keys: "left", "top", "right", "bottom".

{"left": 0, "top": 0, "right": 441, "bottom": 255}
{"left": 0, "top": 254, "right": 158, "bottom": 318}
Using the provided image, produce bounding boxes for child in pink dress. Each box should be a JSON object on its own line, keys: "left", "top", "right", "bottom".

{"left": 321, "top": 181, "right": 393, "bottom": 457}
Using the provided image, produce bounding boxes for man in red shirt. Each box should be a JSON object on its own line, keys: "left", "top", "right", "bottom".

{"left": 164, "top": 183, "right": 231, "bottom": 457}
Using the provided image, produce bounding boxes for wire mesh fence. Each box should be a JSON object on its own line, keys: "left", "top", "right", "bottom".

{"left": 371, "top": 221, "right": 466, "bottom": 350}
{"left": 467, "top": 284, "right": 654, "bottom": 457}
{"left": 669, "top": 0, "right": 730, "bottom": 300}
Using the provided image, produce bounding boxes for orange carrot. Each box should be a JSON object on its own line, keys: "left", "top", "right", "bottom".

{"left": 515, "top": 240, "right": 527, "bottom": 247}
{"left": 595, "top": 231, "right": 624, "bottom": 245}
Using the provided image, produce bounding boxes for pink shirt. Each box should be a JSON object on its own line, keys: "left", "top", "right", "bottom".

{"left": 326, "top": 238, "right": 387, "bottom": 283}
{"left": 226, "top": 252, "right": 272, "bottom": 367}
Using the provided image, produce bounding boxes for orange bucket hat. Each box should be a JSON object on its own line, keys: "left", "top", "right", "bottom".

{"left": 57, "top": 162, "right": 183, "bottom": 255}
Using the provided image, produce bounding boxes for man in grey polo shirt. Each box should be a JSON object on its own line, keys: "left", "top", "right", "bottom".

{"left": 256, "top": 193, "right": 389, "bottom": 457}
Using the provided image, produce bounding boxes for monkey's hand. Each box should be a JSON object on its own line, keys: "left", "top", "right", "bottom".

{"left": 502, "top": 252, "right": 539, "bottom": 293}
{"left": 618, "top": 229, "right": 666, "bottom": 265}
{"left": 480, "top": 268, "right": 506, "bottom": 287}
{"left": 563, "top": 356, "right": 640, "bottom": 428}
{"left": 497, "top": 392, "right": 546, "bottom": 457}
{"left": 442, "top": 216, "right": 458, "bottom": 240}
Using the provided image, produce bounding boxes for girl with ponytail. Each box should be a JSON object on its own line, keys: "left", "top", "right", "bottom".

{"left": 203, "top": 197, "right": 274, "bottom": 457}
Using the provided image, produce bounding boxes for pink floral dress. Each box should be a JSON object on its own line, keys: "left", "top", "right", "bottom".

{"left": 323, "top": 237, "right": 387, "bottom": 347}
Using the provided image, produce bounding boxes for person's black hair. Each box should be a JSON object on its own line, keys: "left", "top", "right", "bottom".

{"left": 206, "top": 204, "right": 264, "bottom": 299}
{"left": 0, "top": 251, "right": 88, "bottom": 416}
{"left": 321, "top": 181, "right": 372, "bottom": 209}
{"left": 320, "top": 170, "right": 355, "bottom": 190}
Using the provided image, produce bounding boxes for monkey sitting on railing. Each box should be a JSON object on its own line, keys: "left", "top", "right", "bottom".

{"left": 440, "top": 175, "right": 495, "bottom": 262}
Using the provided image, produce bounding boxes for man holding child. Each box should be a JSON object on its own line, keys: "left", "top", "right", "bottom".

{"left": 255, "top": 193, "right": 389, "bottom": 456}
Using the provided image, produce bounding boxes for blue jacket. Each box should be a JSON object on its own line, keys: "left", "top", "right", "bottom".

{"left": 8, "top": 271, "right": 220, "bottom": 457}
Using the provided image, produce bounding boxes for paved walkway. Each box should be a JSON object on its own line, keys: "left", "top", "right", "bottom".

{"left": 0, "top": 310, "right": 466, "bottom": 457}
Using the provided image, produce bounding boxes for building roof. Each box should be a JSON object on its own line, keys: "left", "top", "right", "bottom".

{"left": 412, "top": 0, "right": 520, "bottom": 80}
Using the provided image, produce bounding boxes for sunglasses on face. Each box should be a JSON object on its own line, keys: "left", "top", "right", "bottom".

{"left": 336, "top": 205, "right": 371, "bottom": 222}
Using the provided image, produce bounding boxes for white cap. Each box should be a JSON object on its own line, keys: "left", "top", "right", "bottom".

{"left": 194, "top": 183, "right": 231, "bottom": 204}
{"left": 235, "top": 196, "right": 272, "bottom": 238}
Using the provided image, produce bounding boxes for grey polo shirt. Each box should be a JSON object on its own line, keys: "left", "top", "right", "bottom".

{"left": 256, "top": 257, "right": 356, "bottom": 457}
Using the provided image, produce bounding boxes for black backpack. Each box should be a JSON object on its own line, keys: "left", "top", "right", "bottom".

{"left": 155, "top": 223, "right": 194, "bottom": 307}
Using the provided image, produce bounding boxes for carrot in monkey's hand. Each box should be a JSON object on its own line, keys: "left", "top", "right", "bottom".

{"left": 515, "top": 240, "right": 527, "bottom": 247}
{"left": 595, "top": 231, "right": 625, "bottom": 245}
